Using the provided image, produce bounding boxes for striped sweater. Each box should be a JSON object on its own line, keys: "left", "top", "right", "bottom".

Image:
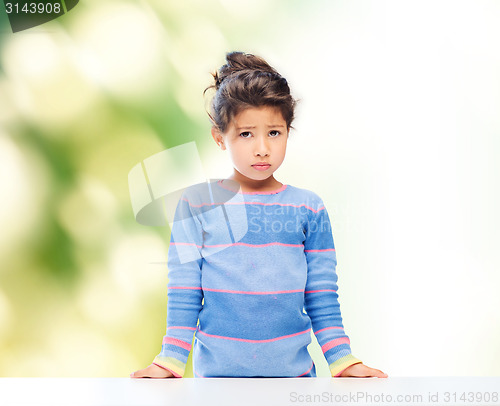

{"left": 153, "top": 180, "right": 362, "bottom": 377}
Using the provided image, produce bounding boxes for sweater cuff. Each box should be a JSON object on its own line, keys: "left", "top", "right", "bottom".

{"left": 152, "top": 356, "right": 186, "bottom": 378}
{"left": 329, "top": 354, "right": 363, "bottom": 377}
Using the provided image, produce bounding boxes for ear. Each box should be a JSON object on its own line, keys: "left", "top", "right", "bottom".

{"left": 211, "top": 126, "right": 226, "bottom": 150}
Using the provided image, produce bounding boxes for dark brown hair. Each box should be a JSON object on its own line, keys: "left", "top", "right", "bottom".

{"left": 204, "top": 51, "right": 297, "bottom": 133}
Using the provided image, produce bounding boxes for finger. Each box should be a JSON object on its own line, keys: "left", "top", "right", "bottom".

{"left": 369, "top": 369, "right": 388, "bottom": 378}
{"left": 130, "top": 369, "right": 150, "bottom": 378}
{"left": 351, "top": 367, "right": 387, "bottom": 378}
{"left": 359, "top": 365, "right": 388, "bottom": 378}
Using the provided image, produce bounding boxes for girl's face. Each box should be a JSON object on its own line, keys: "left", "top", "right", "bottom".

{"left": 212, "top": 106, "right": 289, "bottom": 189}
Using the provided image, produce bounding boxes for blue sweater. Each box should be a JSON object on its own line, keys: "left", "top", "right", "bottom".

{"left": 153, "top": 180, "right": 361, "bottom": 377}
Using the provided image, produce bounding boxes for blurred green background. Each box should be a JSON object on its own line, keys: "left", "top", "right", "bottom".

{"left": 1, "top": 0, "right": 500, "bottom": 377}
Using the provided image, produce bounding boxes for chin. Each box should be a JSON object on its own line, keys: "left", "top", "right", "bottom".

{"left": 252, "top": 172, "right": 274, "bottom": 180}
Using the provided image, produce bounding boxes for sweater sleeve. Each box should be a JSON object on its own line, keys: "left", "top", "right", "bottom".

{"left": 303, "top": 198, "right": 362, "bottom": 377}
{"left": 152, "top": 192, "right": 204, "bottom": 377}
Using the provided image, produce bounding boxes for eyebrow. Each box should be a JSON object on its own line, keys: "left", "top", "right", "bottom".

{"left": 235, "top": 124, "right": 286, "bottom": 130}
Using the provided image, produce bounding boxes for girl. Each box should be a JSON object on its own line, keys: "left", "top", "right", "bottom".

{"left": 131, "top": 52, "right": 387, "bottom": 378}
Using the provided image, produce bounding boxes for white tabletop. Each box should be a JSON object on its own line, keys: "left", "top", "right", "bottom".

{"left": 0, "top": 377, "right": 499, "bottom": 406}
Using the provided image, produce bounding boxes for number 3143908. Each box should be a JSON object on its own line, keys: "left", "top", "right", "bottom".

{"left": 5, "top": 2, "right": 62, "bottom": 14}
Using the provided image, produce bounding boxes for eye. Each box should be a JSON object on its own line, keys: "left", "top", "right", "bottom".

{"left": 269, "top": 130, "right": 281, "bottom": 137}
{"left": 239, "top": 131, "right": 252, "bottom": 138}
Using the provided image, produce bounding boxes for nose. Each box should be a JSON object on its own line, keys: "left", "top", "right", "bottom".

{"left": 254, "top": 135, "right": 270, "bottom": 157}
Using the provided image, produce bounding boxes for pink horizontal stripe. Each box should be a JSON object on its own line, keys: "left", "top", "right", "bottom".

{"left": 321, "top": 337, "right": 350, "bottom": 353}
{"left": 304, "top": 248, "right": 335, "bottom": 253}
{"left": 203, "top": 287, "right": 303, "bottom": 295}
{"left": 216, "top": 179, "right": 288, "bottom": 195}
{"left": 315, "top": 327, "right": 344, "bottom": 335}
{"left": 182, "top": 197, "right": 324, "bottom": 213}
{"left": 162, "top": 337, "right": 192, "bottom": 351}
{"left": 205, "top": 242, "right": 303, "bottom": 248}
{"left": 169, "top": 326, "right": 197, "bottom": 331}
{"left": 305, "top": 289, "right": 337, "bottom": 294}
{"left": 152, "top": 362, "right": 182, "bottom": 378}
{"left": 197, "top": 328, "right": 311, "bottom": 343}
{"left": 168, "top": 286, "right": 202, "bottom": 290}
{"left": 171, "top": 242, "right": 305, "bottom": 250}
{"left": 297, "top": 363, "right": 314, "bottom": 377}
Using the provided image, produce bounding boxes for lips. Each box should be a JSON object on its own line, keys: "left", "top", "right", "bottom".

{"left": 252, "top": 163, "right": 271, "bottom": 171}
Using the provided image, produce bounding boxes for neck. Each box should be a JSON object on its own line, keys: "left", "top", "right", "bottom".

{"left": 225, "top": 172, "right": 282, "bottom": 193}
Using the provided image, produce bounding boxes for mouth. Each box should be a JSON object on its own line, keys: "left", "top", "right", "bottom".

{"left": 252, "top": 163, "right": 271, "bottom": 171}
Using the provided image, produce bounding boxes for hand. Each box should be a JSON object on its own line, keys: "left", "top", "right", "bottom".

{"left": 130, "top": 363, "right": 176, "bottom": 379}
{"left": 339, "top": 362, "right": 388, "bottom": 378}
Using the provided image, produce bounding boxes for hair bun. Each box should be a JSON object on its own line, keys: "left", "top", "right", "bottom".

{"left": 214, "top": 51, "right": 279, "bottom": 89}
